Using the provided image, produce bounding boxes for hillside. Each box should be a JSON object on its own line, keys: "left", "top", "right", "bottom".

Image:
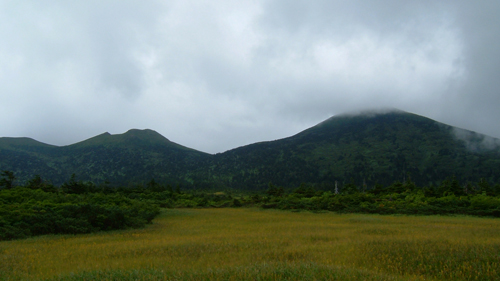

{"left": 193, "top": 110, "right": 500, "bottom": 189}
{"left": 0, "top": 129, "right": 210, "bottom": 185}
{"left": 1, "top": 110, "right": 500, "bottom": 188}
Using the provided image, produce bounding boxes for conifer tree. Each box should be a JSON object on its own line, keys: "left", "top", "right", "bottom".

{"left": 0, "top": 171, "right": 15, "bottom": 189}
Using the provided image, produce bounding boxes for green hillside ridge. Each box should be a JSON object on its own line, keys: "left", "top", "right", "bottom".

{"left": 67, "top": 129, "right": 196, "bottom": 151}
{"left": 0, "top": 129, "right": 210, "bottom": 185}
{"left": 0, "top": 137, "right": 56, "bottom": 152}
{"left": 1, "top": 110, "right": 500, "bottom": 189}
{"left": 190, "top": 110, "right": 500, "bottom": 189}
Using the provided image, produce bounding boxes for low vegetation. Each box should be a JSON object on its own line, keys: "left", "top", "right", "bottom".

{"left": 1, "top": 171, "right": 500, "bottom": 240}
{"left": 260, "top": 178, "right": 500, "bottom": 217}
{"left": 1, "top": 209, "right": 499, "bottom": 280}
{"left": 1, "top": 171, "right": 499, "bottom": 280}
{"left": 0, "top": 174, "right": 160, "bottom": 240}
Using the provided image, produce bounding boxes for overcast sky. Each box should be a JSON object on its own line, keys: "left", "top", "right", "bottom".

{"left": 1, "top": 1, "right": 499, "bottom": 153}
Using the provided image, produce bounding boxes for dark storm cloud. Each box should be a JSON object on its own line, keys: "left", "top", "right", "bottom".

{"left": 0, "top": 1, "right": 499, "bottom": 153}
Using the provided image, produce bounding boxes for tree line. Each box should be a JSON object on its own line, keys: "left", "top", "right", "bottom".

{"left": 259, "top": 178, "right": 500, "bottom": 216}
{"left": 1, "top": 171, "right": 500, "bottom": 241}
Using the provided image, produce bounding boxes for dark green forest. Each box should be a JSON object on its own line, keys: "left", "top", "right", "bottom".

{"left": 1, "top": 171, "right": 500, "bottom": 241}
{"left": 2, "top": 111, "right": 500, "bottom": 189}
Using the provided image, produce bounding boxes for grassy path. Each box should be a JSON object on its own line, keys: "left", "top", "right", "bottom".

{"left": 1, "top": 208, "right": 499, "bottom": 280}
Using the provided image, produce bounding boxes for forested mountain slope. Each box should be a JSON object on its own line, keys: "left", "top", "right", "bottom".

{"left": 0, "top": 129, "right": 210, "bottom": 185}
{"left": 195, "top": 110, "right": 500, "bottom": 189}
{"left": 1, "top": 110, "right": 500, "bottom": 189}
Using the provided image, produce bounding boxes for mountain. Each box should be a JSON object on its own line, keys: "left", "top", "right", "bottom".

{"left": 1, "top": 110, "right": 500, "bottom": 188}
{"left": 191, "top": 110, "right": 500, "bottom": 189}
{"left": 0, "top": 137, "right": 61, "bottom": 183}
{"left": 0, "top": 129, "right": 210, "bottom": 185}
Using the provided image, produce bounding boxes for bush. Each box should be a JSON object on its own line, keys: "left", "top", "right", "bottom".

{"left": 0, "top": 188, "right": 160, "bottom": 241}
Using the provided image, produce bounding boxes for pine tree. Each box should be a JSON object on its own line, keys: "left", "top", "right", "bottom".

{"left": 0, "top": 171, "right": 15, "bottom": 189}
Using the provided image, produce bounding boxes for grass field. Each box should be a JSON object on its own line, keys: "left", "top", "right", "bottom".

{"left": 1, "top": 208, "right": 499, "bottom": 280}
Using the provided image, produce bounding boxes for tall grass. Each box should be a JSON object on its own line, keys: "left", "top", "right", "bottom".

{"left": 1, "top": 208, "right": 499, "bottom": 280}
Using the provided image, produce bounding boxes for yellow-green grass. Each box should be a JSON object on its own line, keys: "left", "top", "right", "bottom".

{"left": 1, "top": 208, "right": 499, "bottom": 280}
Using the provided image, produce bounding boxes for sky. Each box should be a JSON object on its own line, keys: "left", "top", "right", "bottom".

{"left": 1, "top": 0, "right": 499, "bottom": 154}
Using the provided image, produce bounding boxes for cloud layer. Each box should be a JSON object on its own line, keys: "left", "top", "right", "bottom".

{"left": 1, "top": 1, "right": 499, "bottom": 153}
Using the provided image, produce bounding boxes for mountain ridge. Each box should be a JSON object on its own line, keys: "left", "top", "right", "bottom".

{"left": 1, "top": 109, "right": 500, "bottom": 188}
{"left": 0, "top": 137, "right": 57, "bottom": 150}
{"left": 66, "top": 129, "right": 188, "bottom": 150}
{"left": 188, "top": 110, "right": 500, "bottom": 188}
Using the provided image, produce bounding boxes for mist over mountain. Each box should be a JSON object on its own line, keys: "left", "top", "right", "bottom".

{"left": 1, "top": 110, "right": 500, "bottom": 189}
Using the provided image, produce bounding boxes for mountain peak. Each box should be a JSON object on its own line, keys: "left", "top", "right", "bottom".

{"left": 68, "top": 129, "right": 172, "bottom": 148}
{"left": 123, "top": 129, "right": 170, "bottom": 141}
{"left": 304, "top": 108, "right": 419, "bottom": 133}
{"left": 121, "top": 128, "right": 172, "bottom": 145}
{"left": 334, "top": 107, "right": 405, "bottom": 118}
